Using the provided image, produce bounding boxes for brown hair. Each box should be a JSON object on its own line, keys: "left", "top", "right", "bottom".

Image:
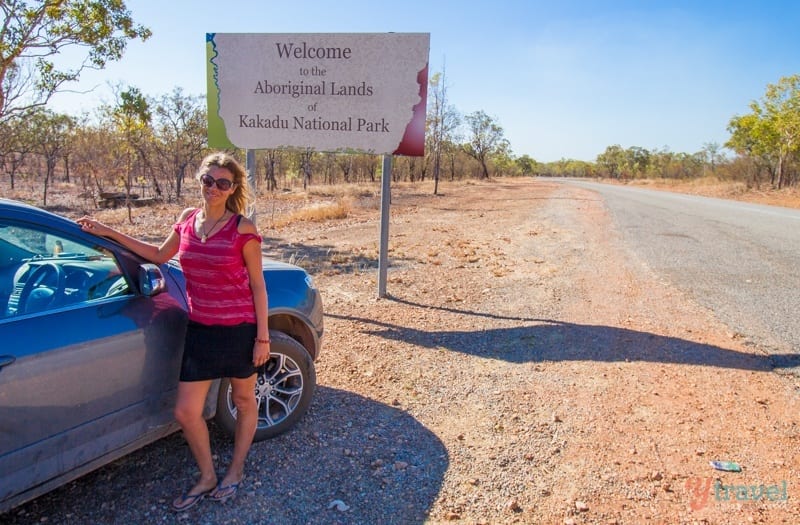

{"left": 195, "top": 152, "right": 254, "bottom": 215}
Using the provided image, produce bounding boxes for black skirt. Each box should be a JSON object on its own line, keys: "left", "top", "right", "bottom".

{"left": 180, "top": 321, "right": 258, "bottom": 381}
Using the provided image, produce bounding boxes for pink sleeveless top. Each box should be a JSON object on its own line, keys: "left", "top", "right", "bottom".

{"left": 173, "top": 208, "right": 263, "bottom": 325}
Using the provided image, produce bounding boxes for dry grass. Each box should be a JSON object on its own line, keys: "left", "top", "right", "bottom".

{"left": 306, "top": 182, "right": 378, "bottom": 199}
{"left": 621, "top": 176, "right": 800, "bottom": 209}
{"left": 271, "top": 198, "right": 352, "bottom": 228}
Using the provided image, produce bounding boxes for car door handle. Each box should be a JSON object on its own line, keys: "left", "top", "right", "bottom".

{"left": 0, "top": 355, "right": 16, "bottom": 369}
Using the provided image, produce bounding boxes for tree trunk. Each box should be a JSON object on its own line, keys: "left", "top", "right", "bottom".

{"left": 42, "top": 171, "right": 49, "bottom": 207}
{"left": 480, "top": 157, "right": 490, "bottom": 179}
{"left": 175, "top": 165, "right": 184, "bottom": 200}
{"left": 266, "top": 159, "right": 277, "bottom": 191}
{"left": 43, "top": 158, "right": 57, "bottom": 206}
{"left": 63, "top": 155, "right": 71, "bottom": 183}
{"left": 433, "top": 150, "right": 441, "bottom": 195}
{"left": 302, "top": 149, "right": 312, "bottom": 190}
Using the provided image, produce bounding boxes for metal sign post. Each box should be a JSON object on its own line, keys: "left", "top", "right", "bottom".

{"left": 246, "top": 149, "right": 257, "bottom": 224}
{"left": 378, "top": 154, "right": 392, "bottom": 298}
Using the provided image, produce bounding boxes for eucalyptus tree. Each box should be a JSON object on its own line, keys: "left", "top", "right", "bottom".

{"left": 109, "top": 86, "right": 151, "bottom": 221}
{"left": 0, "top": 113, "right": 37, "bottom": 189}
{"left": 0, "top": 0, "right": 150, "bottom": 123}
{"left": 357, "top": 153, "right": 379, "bottom": 183}
{"left": 491, "top": 146, "right": 515, "bottom": 177}
{"left": 427, "top": 69, "right": 461, "bottom": 194}
{"left": 299, "top": 148, "right": 314, "bottom": 189}
{"left": 625, "top": 146, "right": 651, "bottom": 178}
{"left": 463, "top": 110, "right": 507, "bottom": 179}
{"left": 728, "top": 111, "right": 779, "bottom": 188}
{"left": 514, "top": 154, "right": 538, "bottom": 176}
{"left": 701, "top": 142, "right": 724, "bottom": 175}
{"left": 27, "top": 109, "right": 75, "bottom": 205}
{"left": 596, "top": 145, "right": 625, "bottom": 179}
{"left": 335, "top": 153, "right": 353, "bottom": 183}
{"left": 153, "top": 87, "right": 207, "bottom": 200}
{"left": 442, "top": 137, "right": 463, "bottom": 181}
{"left": 70, "top": 120, "right": 126, "bottom": 205}
{"left": 263, "top": 149, "right": 282, "bottom": 191}
{"left": 761, "top": 75, "right": 800, "bottom": 187}
{"left": 727, "top": 74, "right": 800, "bottom": 188}
{"left": 667, "top": 152, "right": 704, "bottom": 179}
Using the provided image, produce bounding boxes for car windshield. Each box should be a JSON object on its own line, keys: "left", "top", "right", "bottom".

{"left": 0, "top": 226, "right": 98, "bottom": 259}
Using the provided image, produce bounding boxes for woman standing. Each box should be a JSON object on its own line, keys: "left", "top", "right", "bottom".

{"left": 78, "top": 152, "right": 269, "bottom": 511}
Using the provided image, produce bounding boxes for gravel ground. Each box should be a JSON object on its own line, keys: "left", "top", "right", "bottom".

{"left": 4, "top": 178, "right": 799, "bottom": 524}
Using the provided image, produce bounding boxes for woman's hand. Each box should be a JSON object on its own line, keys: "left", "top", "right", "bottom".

{"left": 253, "top": 339, "right": 270, "bottom": 367}
{"left": 77, "top": 217, "right": 113, "bottom": 237}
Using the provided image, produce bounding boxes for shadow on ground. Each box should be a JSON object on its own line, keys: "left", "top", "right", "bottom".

{"left": 328, "top": 296, "right": 800, "bottom": 373}
{"left": 4, "top": 387, "right": 447, "bottom": 525}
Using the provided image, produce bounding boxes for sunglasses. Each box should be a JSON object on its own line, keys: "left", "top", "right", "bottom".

{"left": 200, "top": 173, "right": 234, "bottom": 191}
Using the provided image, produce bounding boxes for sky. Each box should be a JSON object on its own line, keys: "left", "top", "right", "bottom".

{"left": 47, "top": 0, "right": 800, "bottom": 163}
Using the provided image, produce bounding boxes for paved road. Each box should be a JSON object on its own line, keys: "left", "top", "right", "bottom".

{"left": 553, "top": 178, "right": 800, "bottom": 357}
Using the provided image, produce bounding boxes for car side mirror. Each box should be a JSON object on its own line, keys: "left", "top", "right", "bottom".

{"left": 138, "top": 264, "right": 166, "bottom": 296}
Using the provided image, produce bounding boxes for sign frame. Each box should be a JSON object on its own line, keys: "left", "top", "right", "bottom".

{"left": 206, "top": 32, "right": 430, "bottom": 156}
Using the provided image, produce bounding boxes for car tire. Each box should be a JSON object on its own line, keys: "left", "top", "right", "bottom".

{"left": 215, "top": 331, "right": 316, "bottom": 442}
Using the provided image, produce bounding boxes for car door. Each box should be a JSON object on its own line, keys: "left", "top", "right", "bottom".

{"left": 0, "top": 221, "right": 187, "bottom": 510}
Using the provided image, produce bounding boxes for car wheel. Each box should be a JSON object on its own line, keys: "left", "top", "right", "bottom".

{"left": 215, "top": 331, "right": 316, "bottom": 441}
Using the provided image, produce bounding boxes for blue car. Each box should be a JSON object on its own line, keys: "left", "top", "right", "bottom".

{"left": 0, "top": 198, "right": 323, "bottom": 513}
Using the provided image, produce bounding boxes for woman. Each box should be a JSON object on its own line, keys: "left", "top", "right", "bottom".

{"left": 78, "top": 152, "right": 270, "bottom": 511}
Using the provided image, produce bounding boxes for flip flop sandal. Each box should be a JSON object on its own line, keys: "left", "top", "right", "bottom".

{"left": 171, "top": 488, "right": 213, "bottom": 512}
{"left": 210, "top": 481, "right": 241, "bottom": 503}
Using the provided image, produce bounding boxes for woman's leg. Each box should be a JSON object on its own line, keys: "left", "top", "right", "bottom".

{"left": 173, "top": 380, "right": 217, "bottom": 495}
{"left": 218, "top": 374, "right": 258, "bottom": 488}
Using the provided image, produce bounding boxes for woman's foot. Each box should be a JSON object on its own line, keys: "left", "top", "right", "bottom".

{"left": 210, "top": 473, "right": 245, "bottom": 503}
{"left": 171, "top": 477, "right": 217, "bottom": 512}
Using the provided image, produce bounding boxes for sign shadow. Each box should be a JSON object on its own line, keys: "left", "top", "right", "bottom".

{"left": 328, "top": 297, "right": 799, "bottom": 372}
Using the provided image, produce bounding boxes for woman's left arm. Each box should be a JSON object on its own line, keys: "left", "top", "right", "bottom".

{"left": 241, "top": 219, "right": 270, "bottom": 365}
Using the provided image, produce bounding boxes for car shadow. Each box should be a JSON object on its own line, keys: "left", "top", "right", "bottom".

{"left": 3, "top": 386, "right": 447, "bottom": 525}
{"left": 237, "top": 385, "right": 449, "bottom": 524}
{"left": 328, "top": 296, "right": 800, "bottom": 373}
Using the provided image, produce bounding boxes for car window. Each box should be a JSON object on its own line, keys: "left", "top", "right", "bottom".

{"left": 0, "top": 223, "right": 131, "bottom": 319}
{"left": 0, "top": 227, "right": 87, "bottom": 257}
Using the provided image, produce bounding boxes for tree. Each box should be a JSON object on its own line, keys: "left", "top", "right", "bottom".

{"left": 110, "top": 86, "right": 151, "bottom": 222}
{"left": 336, "top": 154, "right": 353, "bottom": 183}
{"left": 514, "top": 154, "right": 538, "bottom": 176}
{"left": 678, "top": 152, "right": 703, "bottom": 179}
{"left": 0, "top": 113, "right": 37, "bottom": 189}
{"left": 702, "top": 141, "right": 723, "bottom": 175}
{"left": 153, "top": 87, "right": 206, "bottom": 200}
{"left": 649, "top": 147, "right": 676, "bottom": 179}
{"left": 726, "top": 74, "right": 800, "bottom": 188}
{"left": 0, "top": 0, "right": 151, "bottom": 122}
{"left": 625, "top": 146, "right": 651, "bottom": 178}
{"left": 299, "top": 148, "right": 314, "bottom": 189}
{"left": 356, "top": 153, "right": 378, "bottom": 183}
{"left": 28, "top": 109, "right": 75, "bottom": 205}
{"left": 427, "top": 67, "right": 460, "bottom": 194}
{"left": 263, "top": 149, "right": 282, "bottom": 191}
{"left": 596, "top": 145, "right": 625, "bottom": 179}
{"left": 463, "top": 110, "right": 506, "bottom": 179}
{"left": 728, "top": 108, "right": 779, "bottom": 188}
{"left": 761, "top": 75, "right": 800, "bottom": 188}
{"left": 70, "top": 120, "right": 126, "bottom": 205}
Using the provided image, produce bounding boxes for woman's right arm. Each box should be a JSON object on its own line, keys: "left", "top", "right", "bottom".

{"left": 77, "top": 208, "right": 192, "bottom": 264}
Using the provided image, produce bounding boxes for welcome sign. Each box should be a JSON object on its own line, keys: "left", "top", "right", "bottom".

{"left": 206, "top": 33, "right": 430, "bottom": 156}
